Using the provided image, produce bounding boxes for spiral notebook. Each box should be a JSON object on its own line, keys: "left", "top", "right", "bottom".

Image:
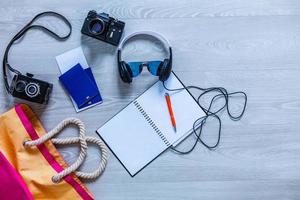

{"left": 96, "top": 72, "right": 206, "bottom": 177}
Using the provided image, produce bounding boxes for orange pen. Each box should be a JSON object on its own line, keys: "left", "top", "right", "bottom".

{"left": 165, "top": 93, "right": 177, "bottom": 132}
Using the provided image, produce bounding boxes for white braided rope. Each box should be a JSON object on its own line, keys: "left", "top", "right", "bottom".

{"left": 23, "top": 118, "right": 108, "bottom": 183}
{"left": 51, "top": 136, "right": 108, "bottom": 179}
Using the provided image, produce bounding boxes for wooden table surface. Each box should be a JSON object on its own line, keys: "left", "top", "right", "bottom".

{"left": 1, "top": 0, "right": 300, "bottom": 199}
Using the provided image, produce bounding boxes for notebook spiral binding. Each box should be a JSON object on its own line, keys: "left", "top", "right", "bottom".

{"left": 133, "top": 100, "right": 171, "bottom": 147}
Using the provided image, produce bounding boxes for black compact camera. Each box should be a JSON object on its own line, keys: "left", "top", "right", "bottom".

{"left": 9, "top": 73, "right": 53, "bottom": 104}
{"left": 81, "top": 11, "right": 125, "bottom": 46}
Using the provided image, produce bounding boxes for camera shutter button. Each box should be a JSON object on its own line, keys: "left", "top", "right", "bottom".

{"left": 26, "top": 73, "right": 34, "bottom": 78}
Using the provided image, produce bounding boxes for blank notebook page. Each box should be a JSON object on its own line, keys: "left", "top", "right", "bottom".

{"left": 97, "top": 73, "right": 206, "bottom": 176}
{"left": 97, "top": 102, "right": 168, "bottom": 176}
{"left": 136, "top": 73, "right": 206, "bottom": 145}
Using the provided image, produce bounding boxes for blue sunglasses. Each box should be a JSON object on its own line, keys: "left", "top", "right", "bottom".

{"left": 127, "top": 61, "right": 163, "bottom": 77}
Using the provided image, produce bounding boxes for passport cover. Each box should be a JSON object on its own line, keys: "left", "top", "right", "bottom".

{"left": 84, "top": 67, "right": 102, "bottom": 107}
{"left": 59, "top": 64, "right": 99, "bottom": 109}
{"left": 56, "top": 47, "right": 102, "bottom": 112}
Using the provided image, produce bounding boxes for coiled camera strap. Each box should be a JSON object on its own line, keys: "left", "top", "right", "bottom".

{"left": 2, "top": 11, "right": 72, "bottom": 93}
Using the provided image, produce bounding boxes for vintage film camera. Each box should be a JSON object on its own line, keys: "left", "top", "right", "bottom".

{"left": 81, "top": 11, "right": 125, "bottom": 46}
{"left": 2, "top": 11, "right": 72, "bottom": 105}
{"left": 10, "top": 73, "right": 53, "bottom": 104}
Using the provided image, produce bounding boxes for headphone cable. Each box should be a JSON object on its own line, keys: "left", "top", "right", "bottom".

{"left": 163, "top": 79, "right": 247, "bottom": 154}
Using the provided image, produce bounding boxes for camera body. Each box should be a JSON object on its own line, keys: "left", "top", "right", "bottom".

{"left": 81, "top": 11, "right": 125, "bottom": 46}
{"left": 10, "top": 73, "right": 53, "bottom": 104}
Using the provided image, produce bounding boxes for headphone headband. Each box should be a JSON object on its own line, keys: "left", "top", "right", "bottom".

{"left": 117, "top": 31, "right": 173, "bottom": 83}
{"left": 118, "top": 31, "right": 171, "bottom": 60}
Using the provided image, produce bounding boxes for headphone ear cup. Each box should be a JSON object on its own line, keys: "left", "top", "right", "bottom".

{"left": 158, "top": 59, "right": 172, "bottom": 81}
{"left": 119, "top": 61, "right": 132, "bottom": 83}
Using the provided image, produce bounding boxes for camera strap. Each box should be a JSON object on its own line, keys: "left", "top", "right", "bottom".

{"left": 2, "top": 11, "right": 72, "bottom": 93}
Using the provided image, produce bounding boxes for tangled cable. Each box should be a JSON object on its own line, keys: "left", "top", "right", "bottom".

{"left": 23, "top": 118, "right": 108, "bottom": 183}
{"left": 163, "top": 82, "right": 247, "bottom": 154}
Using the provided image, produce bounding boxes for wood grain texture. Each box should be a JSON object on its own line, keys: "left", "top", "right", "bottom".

{"left": 1, "top": 0, "right": 300, "bottom": 199}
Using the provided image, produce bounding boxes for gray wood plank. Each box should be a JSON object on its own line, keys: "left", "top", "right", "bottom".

{"left": 1, "top": 0, "right": 300, "bottom": 199}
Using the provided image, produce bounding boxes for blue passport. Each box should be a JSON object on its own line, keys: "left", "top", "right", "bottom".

{"left": 59, "top": 64, "right": 102, "bottom": 109}
{"left": 84, "top": 67, "right": 102, "bottom": 106}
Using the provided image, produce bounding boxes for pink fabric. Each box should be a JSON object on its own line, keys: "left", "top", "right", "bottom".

{"left": 15, "top": 104, "right": 93, "bottom": 200}
{"left": 0, "top": 151, "right": 34, "bottom": 200}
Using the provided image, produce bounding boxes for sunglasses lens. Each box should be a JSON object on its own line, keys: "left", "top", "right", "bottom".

{"left": 147, "top": 61, "right": 163, "bottom": 76}
{"left": 127, "top": 62, "right": 143, "bottom": 77}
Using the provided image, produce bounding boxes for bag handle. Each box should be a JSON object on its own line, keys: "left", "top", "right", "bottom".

{"left": 23, "top": 118, "right": 108, "bottom": 183}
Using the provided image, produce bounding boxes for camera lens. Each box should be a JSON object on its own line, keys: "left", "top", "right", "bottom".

{"left": 15, "top": 80, "right": 27, "bottom": 92}
{"left": 88, "top": 18, "right": 105, "bottom": 35}
{"left": 25, "top": 83, "right": 40, "bottom": 98}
